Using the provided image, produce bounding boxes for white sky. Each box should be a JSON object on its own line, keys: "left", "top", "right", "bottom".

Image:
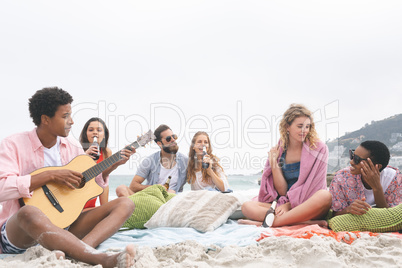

{"left": 1, "top": 1, "right": 401, "bottom": 175}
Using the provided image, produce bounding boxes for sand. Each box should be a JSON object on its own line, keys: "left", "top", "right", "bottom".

{"left": 1, "top": 233, "right": 401, "bottom": 268}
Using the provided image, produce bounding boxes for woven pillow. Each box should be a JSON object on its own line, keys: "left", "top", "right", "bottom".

{"left": 144, "top": 190, "right": 240, "bottom": 232}
{"left": 122, "top": 185, "right": 176, "bottom": 229}
{"left": 328, "top": 204, "right": 402, "bottom": 232}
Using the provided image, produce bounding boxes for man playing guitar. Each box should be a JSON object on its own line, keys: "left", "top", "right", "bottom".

{"left": 0, "top": 87, "right": 137, "bottom": 267}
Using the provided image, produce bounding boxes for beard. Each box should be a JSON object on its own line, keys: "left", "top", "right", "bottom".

{"left": 162, "top": 143, "right": 179, "bottom": 154}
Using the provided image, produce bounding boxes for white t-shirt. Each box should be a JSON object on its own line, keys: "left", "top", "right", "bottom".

{"left": 158, "top": 164, "right": 179, "bottom": 190}
{"left": 43, "top": 137, "right": 62, "bottom": 167}
{"left": 190, "top": 168, "right": 229, "bottom": 191}
{"left": 364, "top": 167, "right": 396, "bottom": 206}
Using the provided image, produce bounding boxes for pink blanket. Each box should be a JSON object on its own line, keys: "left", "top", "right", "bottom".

{"left": 257, "top": 224, "right": 402, "bottom": 244}
{"left": 258, "top": 140, "right": 328, "bottom": 208}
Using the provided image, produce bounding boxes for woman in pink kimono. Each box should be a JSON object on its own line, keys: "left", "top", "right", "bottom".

{"left": 240, "top": 104, "right": 332, "bottom": 227}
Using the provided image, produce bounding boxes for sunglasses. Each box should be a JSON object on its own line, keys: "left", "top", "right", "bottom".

{"left": 163, "top": 134, "right": 178, "bottom": 143}
{"left": 349, "top": 149, "right": 367, "bottom": 165}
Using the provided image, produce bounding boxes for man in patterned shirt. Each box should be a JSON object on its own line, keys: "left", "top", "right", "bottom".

{"left": 329, "top": 140, "right": 401, "bottom": 216}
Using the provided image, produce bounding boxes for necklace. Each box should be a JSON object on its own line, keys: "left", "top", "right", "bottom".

{"left": 161, "top": 154, "right": 176, "bottom": 169}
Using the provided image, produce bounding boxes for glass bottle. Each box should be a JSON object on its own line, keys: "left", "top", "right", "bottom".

{"left": 202, "top": 145, "right": 209, "bottom": 169}
{"left": 91, "top": 136, "right": 100, "bottom": 161}
{"left": 164, "top": 176, "right": 171, "bottom": 189}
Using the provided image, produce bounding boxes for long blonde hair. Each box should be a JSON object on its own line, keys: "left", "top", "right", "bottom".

{"left": 279, "top": 104, "right": 319, "bottom": 149}
{"left": 186, "top": 131, "right": 223, "bottom": 184}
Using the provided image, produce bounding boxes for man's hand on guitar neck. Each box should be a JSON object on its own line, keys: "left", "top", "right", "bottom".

{"left": 30, "top": 170, "right": 83, "bottom": 192}
{"left": 102, "top": 145, "right": 136, "bottom": 179}
{"left": 117, "top": 146, "right": 136, "bottom": 165}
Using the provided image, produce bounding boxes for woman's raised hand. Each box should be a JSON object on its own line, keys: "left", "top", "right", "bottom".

{"left": 203, "top": 154, "right": 213, "bottom": 170}
{"left": 85, "top": 145, "right": 99, "bottom": 160}
{"left": 269, "top": 145, "right": 280, "bottom": 169}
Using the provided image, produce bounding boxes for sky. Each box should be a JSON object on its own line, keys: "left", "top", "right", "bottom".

{"left": 0, "top": 1, "right": 401, "bottom": 175}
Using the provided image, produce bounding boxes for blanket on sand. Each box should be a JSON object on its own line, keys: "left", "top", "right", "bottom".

{"left": 1, "top": 223, "right": 401, "bottom": 267}
{"left": 258, "top": 224, "right": 402, "bottom": 244}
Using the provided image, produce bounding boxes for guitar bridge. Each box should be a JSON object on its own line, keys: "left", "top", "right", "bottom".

{"left": 42, "top": 185, "right": 64, "bottom": 213}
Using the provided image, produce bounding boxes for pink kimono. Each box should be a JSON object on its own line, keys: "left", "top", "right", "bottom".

{"left": 258, "top": 140, "right": 328, "bottom": 208}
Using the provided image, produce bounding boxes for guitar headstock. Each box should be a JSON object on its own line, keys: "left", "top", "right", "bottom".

{"left": 137, "top": 130, "right": 156, "bottom": 147}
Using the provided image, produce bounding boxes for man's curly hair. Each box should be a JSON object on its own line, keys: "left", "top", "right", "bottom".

{"left": 29, "top": 87, "right": 73, "bottom": 126}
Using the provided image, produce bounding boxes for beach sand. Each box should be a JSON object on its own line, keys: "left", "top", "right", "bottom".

{"left": 1, "top": 233, "right": 401, "bottom": 268}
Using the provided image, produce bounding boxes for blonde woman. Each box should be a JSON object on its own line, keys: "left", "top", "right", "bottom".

{"left": 187, "top": 131, "right": 230, "bottom": 192}
{"left": 240, "top": 104, "right": 331, "bottom": 227}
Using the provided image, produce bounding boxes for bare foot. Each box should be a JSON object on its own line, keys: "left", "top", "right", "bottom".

{"left": 238, "top": 219, "right": 262, "bottom": 227}
{"left": 309, "top": 220, "right": 328, "bottom": 228}
{"left": 103, "top": 245, "right": 137, "bottom": 268}
{"left": 53, "top": 250, "right": 65, "bottom": 260}
{"left": 116, "top": 244, "right": 137, "bottom": 268}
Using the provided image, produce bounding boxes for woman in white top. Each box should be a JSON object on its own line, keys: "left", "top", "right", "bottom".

{"left": 186, "top": 131, "right": 230, "bottom": 192}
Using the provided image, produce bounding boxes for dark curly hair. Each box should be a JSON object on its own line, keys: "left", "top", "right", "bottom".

{"left": 360, "top": 140, "right": 390, "bottom": 172}
{"left": 28, "top": 87, "right": 73, "bottom": 126}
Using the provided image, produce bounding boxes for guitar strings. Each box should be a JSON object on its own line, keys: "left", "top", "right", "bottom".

{"left": 43, "top": 138, "right": 146, "bottom": 194}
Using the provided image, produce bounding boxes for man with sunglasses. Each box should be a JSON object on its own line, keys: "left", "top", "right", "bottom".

{"left": 116, "top": 124, "right": 188, "bottom": 196}
{"left": 329, "top": 140, "right": 402, "bottom": 216}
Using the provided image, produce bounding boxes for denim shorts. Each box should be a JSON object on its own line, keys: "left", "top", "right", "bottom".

{"left": 0, "top": 221, "right": 26, "bottom": 254}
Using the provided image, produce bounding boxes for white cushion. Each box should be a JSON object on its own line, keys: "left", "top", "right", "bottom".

{"left": 144, "top": 190, "right": 240, "bottom": 232}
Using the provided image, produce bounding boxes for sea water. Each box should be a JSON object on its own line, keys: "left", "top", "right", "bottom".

{"left": 107, "top": 174, "right": 261, "bottom": 200}
{"left": 0, "top": 175, "right": 262, "bottom": 212}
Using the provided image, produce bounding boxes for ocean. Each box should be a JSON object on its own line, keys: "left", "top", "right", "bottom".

{"left": 107, "top": 174, "right": 261, "bottom": 200}
{"left": 0, "top": 175, "right": 261, "bottom": 213}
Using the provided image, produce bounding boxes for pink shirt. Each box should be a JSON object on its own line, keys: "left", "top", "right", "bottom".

{"left": 0, "top": 129, "right": 108, "bottom": 232}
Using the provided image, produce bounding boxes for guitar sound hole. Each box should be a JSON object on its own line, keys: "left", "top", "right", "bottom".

{"left": 77, "top": 178, "right": 86, "bottom": 189}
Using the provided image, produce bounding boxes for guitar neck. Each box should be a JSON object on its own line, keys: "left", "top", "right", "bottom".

{"left": 82, "top": 141, "right": 140, "bottom": 181}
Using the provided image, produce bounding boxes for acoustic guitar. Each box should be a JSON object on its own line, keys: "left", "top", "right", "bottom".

{"left": 20, "top": 130, "right": 155, "bottom": 228}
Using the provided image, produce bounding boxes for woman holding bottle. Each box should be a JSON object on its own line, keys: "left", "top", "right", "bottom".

{"left": 240, "top": 104, "right": 332, "bottom": 227}
{"left": 79, "top": 117, "right": 133, "bottom": 210}
{"left": 186, "top": 131, "right": 230, "bottom": 192}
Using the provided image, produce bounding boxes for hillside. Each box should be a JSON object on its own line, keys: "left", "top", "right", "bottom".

{"left": 326, "top": 113, "right": 402, "bottom": 156}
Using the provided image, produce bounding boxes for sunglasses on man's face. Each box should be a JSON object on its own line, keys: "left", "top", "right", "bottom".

{"left": 349, "top": 149, "right": 368, "bottom": 165}
{"left": 163, "top": 134, "right": 178, "bottom": 143}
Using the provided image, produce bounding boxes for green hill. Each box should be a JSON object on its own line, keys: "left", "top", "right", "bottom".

{"left": 326, "top": 113, "right": 402, "bottom": 156}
